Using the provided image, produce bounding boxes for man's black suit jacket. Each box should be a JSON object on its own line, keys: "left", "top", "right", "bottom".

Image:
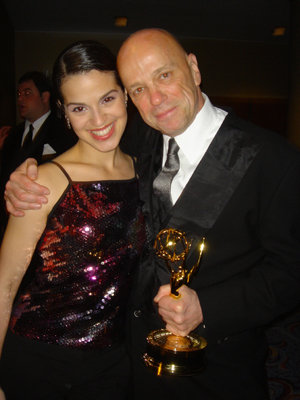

{"left": 0, "top": 112, "right": 77, "bottom": 235}
{"left": 121, "top": 111, "right": 300, "bottom": 400}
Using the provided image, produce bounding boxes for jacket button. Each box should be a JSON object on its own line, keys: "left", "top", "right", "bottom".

{"left": 217, "top": 337, "right": 229, "bottom": 344}
{"left": 134, "top": 309, "right": 142, "bottom": 318}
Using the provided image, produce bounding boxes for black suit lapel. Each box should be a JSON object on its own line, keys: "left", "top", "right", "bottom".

{"left": 137, "top": 127, "right": 163, "bottom": 238}
{"left": 1, "top": 124, "right": 24, "bottom": 177}
{"left": 134, "top": 113, "right": 264, "bottom": 299}
{"left": 169, "top": 113, "right": 263, "bottom": 236}
{"left": 6, "top": 123, "right": 24, "bottom": 151}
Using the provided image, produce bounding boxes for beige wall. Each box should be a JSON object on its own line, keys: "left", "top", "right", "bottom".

{"left": 15, "top": 31, "right": 288, "bottom": 99}
{"left": 186, "top": 39, "right": 288, "bottom": 99}
{"left": 13, "top": 31, "right": 289, "bottom": 133}
{"left": 15, "top": 31, "right": 125, "bottom": 82}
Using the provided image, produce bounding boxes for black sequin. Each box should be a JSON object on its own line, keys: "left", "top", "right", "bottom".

{"left": 10, "top": 177, "right": 145, "bottom": 350}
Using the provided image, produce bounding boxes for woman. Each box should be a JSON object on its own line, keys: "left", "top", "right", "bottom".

{"left": 0, "top": 41, "right": 145, "bottom": 400}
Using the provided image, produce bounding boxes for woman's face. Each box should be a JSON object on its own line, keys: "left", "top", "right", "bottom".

{"left": 62, "top": 69, "right": 127, "bottom": 153}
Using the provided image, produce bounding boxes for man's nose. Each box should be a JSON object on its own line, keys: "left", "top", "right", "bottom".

{"left": 149, "top": 86, "right": 166, "bottom": 106}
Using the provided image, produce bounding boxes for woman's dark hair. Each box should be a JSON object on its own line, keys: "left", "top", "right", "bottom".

{"left": 52, "top": 40, "right": 123, "bottom": 110}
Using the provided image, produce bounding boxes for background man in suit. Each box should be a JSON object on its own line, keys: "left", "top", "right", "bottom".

{"left": 4, "top": 29, "right": 300, "bottom": 399}
{"left": 0, "top": 71, "right": 76, "bottom": 235}
{"left": 1, "top": 71, "right": 76, "bottom": 179}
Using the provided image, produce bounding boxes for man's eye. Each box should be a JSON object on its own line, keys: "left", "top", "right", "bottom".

{"left": 17, "top": 90, "right": 33, "bottom": 97}
{"left": 133, "top": 87, "right": 144, "bottom": 95}
{"left": 160, "top": 72, "right": 170, "bottom": 79}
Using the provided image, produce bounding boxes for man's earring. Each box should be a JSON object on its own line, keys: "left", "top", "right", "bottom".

{"left": 65, "top": 116, "right": 71, "bottom": 130}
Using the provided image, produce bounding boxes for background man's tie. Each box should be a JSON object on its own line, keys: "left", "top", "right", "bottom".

{"left": 153, "top": 137, "right": 180, "bottom": 211}
{"left": 22, "top": 124, "right": 34, "bottom": 149}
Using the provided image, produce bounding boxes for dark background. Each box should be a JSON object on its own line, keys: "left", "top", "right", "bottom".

{"left": 0, "top": 0, "right": 299, "bottom": 145}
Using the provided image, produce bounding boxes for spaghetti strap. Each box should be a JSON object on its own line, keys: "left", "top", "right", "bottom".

{"left": 50, "top": 160, "right": 72, "bottom": 183}
{"left": 131, "top": 156, "right": 138, "bottom": 178}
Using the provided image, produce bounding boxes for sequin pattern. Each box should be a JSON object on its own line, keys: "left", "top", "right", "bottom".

{"left": 10, "top": 178, "right": 145, "bottom": 349}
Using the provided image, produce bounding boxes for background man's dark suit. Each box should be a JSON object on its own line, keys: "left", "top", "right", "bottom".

{"left": 0, "top": 112, "right": 77, "bottom": 235}
{"left": 122, "top": 111, "right": 300, "bottom": 400}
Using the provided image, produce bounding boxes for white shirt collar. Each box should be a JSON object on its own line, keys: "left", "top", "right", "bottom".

{"left": 162, "top": 93, "right": 227, "bottom": 166}
{"left": 24, "top": 110, "right": 51, "bottom": 138}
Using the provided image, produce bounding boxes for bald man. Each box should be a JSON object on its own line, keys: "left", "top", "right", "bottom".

{"left": 5, "top": 30, "right": 300, "bottom": 400}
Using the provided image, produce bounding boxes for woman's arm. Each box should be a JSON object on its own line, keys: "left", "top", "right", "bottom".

{"left": 0, "top": 163, "right": 65, "bottom": 356}
{"left": 0, "top": 207, "right": 48, "bottom": 355}
{"left": 0, "top": 387, "right": 6, "bottom": 400}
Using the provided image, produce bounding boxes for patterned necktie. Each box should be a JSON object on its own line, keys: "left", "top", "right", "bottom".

{"left": 153, "top": 138, "right": 180, "bottom": 211}
{"left": 22, "top": 124, "right": 34, "bottom": 148}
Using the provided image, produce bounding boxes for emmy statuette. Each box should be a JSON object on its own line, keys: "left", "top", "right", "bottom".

{"left": 143, "top": 228, "right": 207, "bottom": 376}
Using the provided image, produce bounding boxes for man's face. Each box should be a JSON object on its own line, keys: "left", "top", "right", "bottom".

{"left": 118, "top": 31, "right": 203, "bottom": 137}
{"left": 17, "top": 80, "right": 47, "bottom": 122}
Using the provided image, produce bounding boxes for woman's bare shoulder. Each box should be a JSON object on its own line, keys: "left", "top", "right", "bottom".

{"left": 36, "top": 162, "right": 69, "bottom": 208}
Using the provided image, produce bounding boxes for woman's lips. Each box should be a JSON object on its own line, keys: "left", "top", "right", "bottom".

{"left": 90, "top": 122, "right": 114, "bottom": 140}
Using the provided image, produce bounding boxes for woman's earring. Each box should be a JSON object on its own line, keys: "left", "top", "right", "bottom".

{"left": 65, "top": 117, "right": 71, "bottom": 130}
{"left": 124, "top": 89, "right": 128, "bottom": 107}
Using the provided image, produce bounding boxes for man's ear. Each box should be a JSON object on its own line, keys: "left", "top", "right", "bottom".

{"left": 187, "top": 53, "right": 201, "bottom": 86}
{"left": 41, "top": 90, "right": 50, "bottom": 105}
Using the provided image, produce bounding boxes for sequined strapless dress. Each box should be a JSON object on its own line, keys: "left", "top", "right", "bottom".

{"left": 9, "top": 161, "right": 146, "bottom": 350}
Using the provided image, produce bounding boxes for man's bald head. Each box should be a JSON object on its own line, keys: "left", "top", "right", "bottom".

{"left": 117, "top": 28, "right": 203, "bottom": 136}
{"left": 118, "top": 28, "right": 187, "bottom": 64}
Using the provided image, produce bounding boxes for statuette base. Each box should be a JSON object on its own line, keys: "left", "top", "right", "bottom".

{"left": 143, "top": 329, "right": 207, "bottom": 376}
